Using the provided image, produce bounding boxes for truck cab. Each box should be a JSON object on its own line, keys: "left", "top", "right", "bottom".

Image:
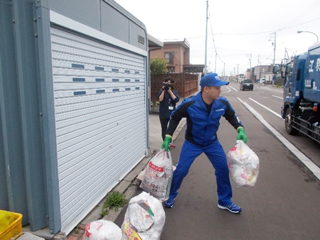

{"left": 282, "top": 42, "right": 320, "bottom": 143}
{"left": 282, "top": 52, "right": 307, "bottom": 113}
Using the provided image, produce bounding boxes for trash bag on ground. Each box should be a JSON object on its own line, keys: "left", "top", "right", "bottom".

{"left": 140, "top": 149, "right": 173, "bottom": 201}
{"left": 227, "top": 140, "right": 259, "bottom": 187}
{"left": 121, "top": 191, "right": 165, "bottom": 240}
{"left": 82, "top": 219, "right": 122, "bottom": 240}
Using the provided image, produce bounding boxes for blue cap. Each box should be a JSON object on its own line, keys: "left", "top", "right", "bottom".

{"left": 200, "top": 73, "right": 229, "bottom": 88}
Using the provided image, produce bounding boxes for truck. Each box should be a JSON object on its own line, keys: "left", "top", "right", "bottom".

{"left": 281, "top": 42, "right": 320, "bottom": 143}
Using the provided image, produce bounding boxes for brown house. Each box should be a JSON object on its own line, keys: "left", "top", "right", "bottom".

{"left": 150, "top": 38, "right": 204, "bottom": 73}
{"left": 149, "top": 37, "right": 203, "bottom": 111}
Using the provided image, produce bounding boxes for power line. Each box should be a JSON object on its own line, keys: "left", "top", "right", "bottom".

{"left": 186, "top": 16, "right": 320, "bottom": 39}
{"left": 208, "top": 11, "right": 224, "bottom": 66}
{"left": 281, "top": 0, "right": 320, "bottom": 29}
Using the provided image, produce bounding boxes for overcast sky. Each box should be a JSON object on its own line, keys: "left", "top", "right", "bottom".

{"left": 115, "top": 0, "right": 320, "bottom": 76}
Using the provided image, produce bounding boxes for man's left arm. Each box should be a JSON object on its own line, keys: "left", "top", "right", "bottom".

{"left": 172, "top": 90, "right": 180, "bottom": 103}
{"left": 167, "top": 89, "right": 180, "bottom": 103}
{"left": 222, "top": 100, "right": 248, "bottom": 143}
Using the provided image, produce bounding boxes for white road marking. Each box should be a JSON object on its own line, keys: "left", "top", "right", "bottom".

{"left": 237, "top": 97, "right": 320, "bottom": 181}
{"left": 249, "top": 98, "right": 282, "bottom": 119}
{"left": 272, "top": 95, "right": 283, "bottom": 100}
{"left": 228, "top": 85, "right": 238, "bottom": 92}
{"left": 258, "top": 86, "right": 283, "bottom": 93}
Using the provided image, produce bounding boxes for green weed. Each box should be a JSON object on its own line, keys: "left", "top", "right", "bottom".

{"left": 101, "top": 191, "right": 128, "bottom": 216}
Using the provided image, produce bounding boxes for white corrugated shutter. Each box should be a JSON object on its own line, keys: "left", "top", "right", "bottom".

{"left": 50, "top": 27, "right": 147, "bottom": 233}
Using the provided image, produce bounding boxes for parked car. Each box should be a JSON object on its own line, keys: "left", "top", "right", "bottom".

{"left": 259, "top": 78, "right": 266, "bottom": 84}
{"left": 240, "top": 79, "right": 254, "bottom": 90}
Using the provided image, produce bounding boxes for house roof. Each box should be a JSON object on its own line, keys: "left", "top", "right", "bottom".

{"left": 148, "top": 34, "right": 164, "bottom": 48}
{"left": 163, "top": 38, "right": 190, "bottom": 49}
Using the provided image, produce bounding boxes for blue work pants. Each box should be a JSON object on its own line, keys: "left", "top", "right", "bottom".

{"left": 169, "top": 140, "right": 233, "bottom": 205}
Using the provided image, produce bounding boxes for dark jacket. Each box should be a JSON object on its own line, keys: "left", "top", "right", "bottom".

{"left": 158, "top": 89, "right": 180, "bottom": 119}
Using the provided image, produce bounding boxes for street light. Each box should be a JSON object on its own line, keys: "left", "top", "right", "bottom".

{"left": 297, "top": 31, "right": 319, "bottom": 42}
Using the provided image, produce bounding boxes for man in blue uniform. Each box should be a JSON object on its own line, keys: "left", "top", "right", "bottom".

{"left": 162, "top": 73, "right": 247, "bottom": 214}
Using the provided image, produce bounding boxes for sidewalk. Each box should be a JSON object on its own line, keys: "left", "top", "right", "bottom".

{"left": 66, "top": 100, "right": 187, "bottom": 240}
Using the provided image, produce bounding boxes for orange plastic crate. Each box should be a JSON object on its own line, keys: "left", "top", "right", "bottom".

{"left": 0, "top": 210, "right": 23, "bottom": 240}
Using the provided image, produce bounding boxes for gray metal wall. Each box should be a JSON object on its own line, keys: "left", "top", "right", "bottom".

{"left": 48, "top": 0, "right": 147, "bottom": 51}
{"left": 0, "top": 0, "right": 148, "bottom": 235}
{"left": 0, "top": 0, "right": 61, "bottom": 233}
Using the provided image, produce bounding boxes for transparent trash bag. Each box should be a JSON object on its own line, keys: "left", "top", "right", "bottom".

{"left": 227, "top": 140, "right": 260, "bottom": 187}
{"left": 82, "top": 219, "right": 122, "bottom": 240}
{"left": 140, "top": 149, "right": 173, "bottom": 201}
{"left": 121, "top": 191, "right": 165, "bottom": 240}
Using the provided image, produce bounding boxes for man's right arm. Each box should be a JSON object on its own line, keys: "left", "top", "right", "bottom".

{"left": 158, "top": 89, "right": 165, "bottom": 102}
{"left": 161, "top": 99, "right": 193, "bottom": 151}
{"left": 161, "top": 103, "right": 185, "bottom": 151}
{"left": 166, "top": 100, "right": 192, "bottom": 136}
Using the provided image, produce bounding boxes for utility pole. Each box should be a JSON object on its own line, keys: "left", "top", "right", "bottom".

{"left": 246, "top": 54, "right": 252, "bottom": 79}
{"left": 215, "top": 52, "right": 217, "bottom": 73}
{"left": 237, "top": 64, "right": 239, "bottom": 82}
{"left": 272, "top": 32, "right": 276, "bottom": 86}
{"left": 204, "top": 0, "right": 208, "bottom": 74}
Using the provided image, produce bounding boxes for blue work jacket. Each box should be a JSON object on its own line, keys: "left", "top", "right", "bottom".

{"left": 167, "top": 92, "right": 243, "bottom": 146}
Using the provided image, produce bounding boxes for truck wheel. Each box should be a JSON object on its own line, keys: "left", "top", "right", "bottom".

{"left": 285, "top": 108, "right": 299, "bottom": 135}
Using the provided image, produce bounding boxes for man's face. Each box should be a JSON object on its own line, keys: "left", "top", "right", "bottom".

{"left": 205, "top": 86, "right": 221, "bottom": 100}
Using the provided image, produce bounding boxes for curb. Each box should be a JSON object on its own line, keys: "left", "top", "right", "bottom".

{"left": 66, "top": 119, "right": 186, "bottom": 240}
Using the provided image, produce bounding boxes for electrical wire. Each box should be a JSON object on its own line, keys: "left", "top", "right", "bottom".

{"left": 187, "top": 14, "right": 320, "bottom": 38}
{"left": 191, "top": 0, "right": 320, "bottom": 74}
{"left": 281, "top": 0, "right": 320, "bottom": 29}
{"left": 208, "top": 12, "right": 224, "bottom": 64}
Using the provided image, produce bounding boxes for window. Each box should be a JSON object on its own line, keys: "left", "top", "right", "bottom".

{"left": 167, "top": 67, "right": 175, "bottom": 73}
{"left": 243, "top": 79, "right": 253, "bottom": 83}
{"left": 165, "top": 52, "right": 174, "bottom": 64}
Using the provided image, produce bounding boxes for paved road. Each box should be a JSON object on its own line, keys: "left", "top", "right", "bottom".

{"left": 115, "top": 83, "right": 320, "bottom": 240}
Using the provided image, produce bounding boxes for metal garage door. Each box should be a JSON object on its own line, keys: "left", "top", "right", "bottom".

{"left": 50, "top": 26, "right": 147, "bottom": 233}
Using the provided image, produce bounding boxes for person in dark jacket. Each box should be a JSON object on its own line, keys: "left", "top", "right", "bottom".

{"left": 158, "top": 77, "right": 180, "bottom": 140}
{"left": 161, "top": 73, "right": 247, "bottom": 214}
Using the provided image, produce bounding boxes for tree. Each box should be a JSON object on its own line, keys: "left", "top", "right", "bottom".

{"left": 150, "top": 58, "right": 167, "bottom": 74}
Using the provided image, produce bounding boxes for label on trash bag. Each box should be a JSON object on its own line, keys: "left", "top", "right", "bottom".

{"left": 123, "top": 222, "right": 142, "bottom": 240}
{"left": 140, "top": 149, "right": 173, "bottom": 200}
{"left": 149, "top": 161, "right": 164, "bottom": 173}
